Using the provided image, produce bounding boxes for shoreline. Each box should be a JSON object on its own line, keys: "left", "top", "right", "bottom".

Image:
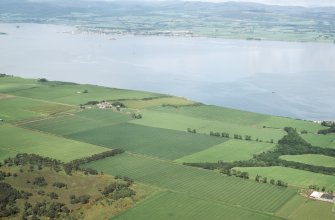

{"left": 1, "top": 22, "right": 335, "bottom": 45}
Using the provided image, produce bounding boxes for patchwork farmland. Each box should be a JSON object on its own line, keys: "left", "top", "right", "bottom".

{"left": 1, "top": 76, "right": 335, "bottom": 219}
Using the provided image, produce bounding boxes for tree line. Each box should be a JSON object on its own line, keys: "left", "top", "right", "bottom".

{"left": 184, "top": 127, "right": 335, "bottom": 177}
{"left": 1, "top": 149, "right": 125, "bottom": 176}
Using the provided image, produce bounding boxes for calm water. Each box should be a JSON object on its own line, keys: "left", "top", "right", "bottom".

{"left": 0, "top": 23, "right": 334, "bottom": 120}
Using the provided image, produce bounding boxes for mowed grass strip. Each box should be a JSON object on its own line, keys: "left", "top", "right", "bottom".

{"left": 0, "top": 124, "right": 109, "bottom": 162}
{"left": 234, "top": 166, "right": 335, "bottom": 190}
{"left": 85, "top": 153, "right": 296, "bottom": 213}
{"left": 23, "top": 109, "right": 132, "bottom": 136}
{"left": 0, "top": 96, "right": 75, "bottom": 122}
{"left": 280, "top": 154, "right": 335, "bottom": 167}
{"left": 113, "top": 191, "right": 285, "bottom": 220}
{"left": 152, "top": 105, "right": 270, "bottom": 126}
{"left": 276, "top": 195, "right": 335, "bottom": 220}
{"left": 122, "top": 97, "right": 195, "bottom": 109}
{"left": 68, "top": 123, "right": 224, "bottom": 160}
{"left": 130, "top": 109, "right": 285, "bottom": 142}
{"left": 175, "top": 139, "right": 276, "bottom": 163}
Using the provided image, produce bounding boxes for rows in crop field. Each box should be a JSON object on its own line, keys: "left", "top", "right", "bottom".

{"left": 130, "top": 109, "right": 286, "bottom": 142}
{"left": 86, "top": 153, "right": 296, "bottom": 213}
{"left": 0, "top": 124, "right": 109, "bottom": 162}
{"left": 113, "top": 191, "right": 284, "bottom": 220}
{"left": 68, "top": 123, "right": 225, "bottom": 160}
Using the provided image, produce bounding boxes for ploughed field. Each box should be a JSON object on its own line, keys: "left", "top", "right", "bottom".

{"left": 1, "top": 76, "right": 335, "bottom": 219}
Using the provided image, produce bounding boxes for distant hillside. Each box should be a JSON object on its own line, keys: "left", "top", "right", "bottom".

{"left": 0, "top": 0, "right": 335, "bottom": 42}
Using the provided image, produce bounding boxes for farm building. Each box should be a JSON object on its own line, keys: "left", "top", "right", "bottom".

{"left": 310, "top": 191, "right": 334, "bottom": 203}
{"left": 310, "top": 191, "right": 322, "bottom": 199}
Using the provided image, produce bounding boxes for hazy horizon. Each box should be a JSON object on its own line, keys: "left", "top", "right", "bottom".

{"left": 75, "top": 0, "right": 335, "bottom": 7}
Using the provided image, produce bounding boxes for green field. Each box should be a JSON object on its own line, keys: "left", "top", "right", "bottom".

{"left": 8, "top": 81, "right": 161, "bottom": 105}
{"left": 130, "top": 109, "right": 286, "bottom": 142}
{"left": 22, "top": 109, "right": 132, "bottom": 135}
{"left": 263, "top": 117, "right": 324, "bottom": 133}
{"left": 68, "top": 123, "right": 225, "bottom": 160}
{"left": 0, "top": 124, "right": 109, "bottom": 162}
{"left": 151, "top": 105, "right": 270, "bottom": 126}
{"left": 280, "top": 154, "right": 335, "bottom": 167}
{"left": 302, "top": 133, "right": 335, "bottom": 149}
{"left": 0, "top": 96, "right": 75, "bottom": 122}
{"left": 234, "top": 166, "right": 335, "bottom": 190}
{"left": 276, "top": 195, "right": 335, "bottom": 220}
{"left": 85, "top": 153, "right": 297, "bottom": 214}
{"left": 113, "top": 191, "right": 284, "bottom": 220}
{"left": 175, "top": 139, "right": 276, "bottom": 163}
{"left": 151, "top": 105, "right": 323, "bottom": 133}
{"left": 122, "top": 97, "right": 195, "bottom": 109}
{"left": 1, "top": 76, "right": 335, "bottom": 219}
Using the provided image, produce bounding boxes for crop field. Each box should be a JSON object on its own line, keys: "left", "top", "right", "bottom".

{"left": 151, "top": 105, "right": 324, "bottom": 133}
{"left": 9, "top": 81, "right": 162, "bottom": 105}
{"left": 262, "top": 117, "right": 324, "bottom": 133}
{"left": 175, "top": 139, "right": 276, "bottom": 163}
{"left": 0, "top": 76, "right": 39, "bottom": 93}
{"left": 122, "top": 97, "right": 195, "bottom": 109}
{"left": 151, "top": 105, "right": 270, "bottom": 126}
{"left": 2, "top": 76, "right": 335, "bottom": 219}
{"left": 68, "top": 123, "right": 225, "bottom": 160}
{"left": 85, "top": 153, "right": 296, "bottom": 214}
{"left": 276, "top": 195, "right": 335, "bottom": 220}
{"left": 130, "top": 109, "right": 286, "bottom": 142}
{"left": 113, "top": 191, "right": 284, "bottom": 220}
{"left": 0, "top": 96, "right": 75, "bottom": 122}
{"left": 302, "top": 133, "right": 335, "bottom": 148}
{"left": 280, "top": 154, "right": 335, "bottom": 167}
{"left": 234, "top": 166, "right": 335, "bottom": 190}
{"left": 23, "top": 109, "right": 132, "bottom": 135}
{"left": 0, "top": 124, "right": 109, "bottom": 162}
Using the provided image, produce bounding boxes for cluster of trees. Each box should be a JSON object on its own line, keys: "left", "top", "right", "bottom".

{"left": 132, "top": 113, "right": 142, "bottom": 119}
{"left": 318, "top": 125, "right": 335, "bottom": 135}
{"left": 84, "top": 100, "right": 100, "bottom": 105}
{"left": 209, "top": 131, "right": 229, "bottom": 138}
{"left": 2, "top": 150, "right": 125, "bottom": 176}
{"left": 52, "top": 182, "right": 67, "bottom": 189}
{"left": 21, "top": 201, "right": 70, "bottom": 220}
{"left": 0, "top": 183, "right": 22, "bottom": 217}
{"left": 309, "top": 185, "right": 334, "bottom": 194}
{"left": 0, "top": 171, "right": 13, "bottom": 180}
{"left": 0, "top": 73, "right": 9, "bottom": 77}
{"left": 187, "top": 128, "right": 197, "bottom": 134}
{"left": 321, "top": 121, "right": 335, "bottom": 127}
{"left": 102, "top": 182, "right": 135, "bottom": 200}
{"left": 185, "top": 127, "right": 335, "bottom": 182}
{"left": 3, "top": 153, "right": 63, "bottom": 172}
{"left": 48, "top": 192, "right": 59, "bottom": 200}
{"left": 318, "top": 121, "right": 335, "bottom": 134}
{"left": 208, "top": 131, "right": 274, "bottom": 143}
{"left": 114, "top": 175, "right": 134, "bottom": 185}
{"left": 255, "top": 175, "right": 288, "bottom": 187}
{"left": 64, "top": 149, "right": 124, "bottom": 175}
{"left": 70, "top": 195, "right": 90, "bottom": 204}
{"left": 221, "top": 169, "right": 249, "bottom": 179}
{"left": 112, "top": 101, "right": 126, "bottom": 108}
{"left": 32, "top": 176, "right": 47, "bottom": 187}
{"left": 38, "top": 78, "right": 48, "bottom": 82}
